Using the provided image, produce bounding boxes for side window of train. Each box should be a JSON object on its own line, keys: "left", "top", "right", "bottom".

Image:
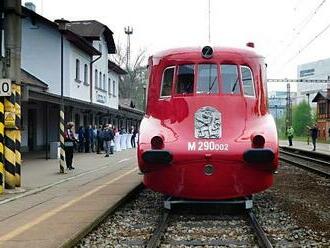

{"left": 160, "top": 67, "right": 175, "bottom": 97}
{"left": 241, "top": 66, "right": 255, "bottom": 97}
{"left": 197, "top": 64, "right": 219, "bottom": 94}
{"left": 176, "top": 64, "right": 195, "bottom": 94}
{"left": 220, "top": 64, "right": 240, "bottom": 94}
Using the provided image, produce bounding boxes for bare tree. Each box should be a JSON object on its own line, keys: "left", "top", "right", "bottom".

{"left": 110, "top": 42, "right": 147, "bottom": 109}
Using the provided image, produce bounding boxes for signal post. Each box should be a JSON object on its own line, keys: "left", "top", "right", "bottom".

{"left": 0, "top": 0, "right": 22, "bottom": 192}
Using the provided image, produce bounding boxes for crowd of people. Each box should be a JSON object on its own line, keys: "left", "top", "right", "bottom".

{"left": 63, "top": 122, "right": 138, "bottom": 171}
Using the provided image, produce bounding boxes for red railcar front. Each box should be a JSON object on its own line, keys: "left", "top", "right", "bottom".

{"left": 138, "top": 46, "right": 278, "bottom": 200}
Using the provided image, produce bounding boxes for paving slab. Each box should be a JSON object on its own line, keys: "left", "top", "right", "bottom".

{"left": 0, "top": 149, "right": 142, "bottom": 248}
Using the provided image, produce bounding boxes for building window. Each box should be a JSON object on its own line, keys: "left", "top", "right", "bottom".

{"left": 108, "top": 78, "right": 111, "bottom": 96}
{"left": 75, "top": 59, "right": 80, "bottom": 81}
{"left": 84, "top": 64, "right": 88, "bottom": 85}
{"left": 95, "top": 69, "right": 98, "bottom": 88}
{"left": 99, "top": 72, "right": 102, "bottom": 89}
{"left": 103, "top": 74, "right": 106, "bottom": 90}
{"left": 197, "top": 64, "right": 219, "bottom": 94}
{"left": 113, "top": 80, "right": 116, "bottom": 96}
{"left": 241, "top": 66, "right": 255, "bottom": 96}
{"left": 160, "top": 67, "right": 174, "bottom": 97}
{"left": 221, "top": 64, "right": 240, "bottom": 94}
{"left": 319, "top": 102, "right": 326, "bottom": 115}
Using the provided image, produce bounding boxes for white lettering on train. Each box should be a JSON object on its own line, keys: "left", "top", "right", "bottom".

{"left": 188, "top": 142, "right": 196, "bottom": 151}
{"left": 187, "top": 141, "right": 229, "bottom": 151}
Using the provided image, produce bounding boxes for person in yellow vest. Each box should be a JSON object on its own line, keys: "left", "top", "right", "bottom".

{"left": 287, "top": 126, "right": 294, "bottom": 146}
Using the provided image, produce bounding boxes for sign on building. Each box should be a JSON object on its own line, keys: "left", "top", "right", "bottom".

{"left": 0, "top": 79, "right": 12, "bottom": 96}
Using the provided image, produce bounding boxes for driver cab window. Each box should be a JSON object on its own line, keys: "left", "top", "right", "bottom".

{"left": 176, "top": 64, "right": 194, "bottom": 94}
{"left": 221, "top": 64, "right": 240, "bottom": 94}
{"left": 160, "top": 67, "right": 174, "bottom": 97}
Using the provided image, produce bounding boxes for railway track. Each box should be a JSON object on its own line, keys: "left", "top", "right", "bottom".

{"left": 146, "top": 208, "right": 272, "bottom": 248}
{"left": 279, "top": 146, "right": 330, "bottom": 178}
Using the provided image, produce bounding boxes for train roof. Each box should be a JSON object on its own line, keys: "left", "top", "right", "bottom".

{"left": 152, "top": 46, "right": 264, "bottom": 61}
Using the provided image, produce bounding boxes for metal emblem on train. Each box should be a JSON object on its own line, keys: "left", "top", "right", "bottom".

{"left": 194, "top": 106, "right": 221, "bottom": 139}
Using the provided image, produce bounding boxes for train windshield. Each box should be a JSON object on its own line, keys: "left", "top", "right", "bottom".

{"left": 197, "top": 64, "right": 219, "bottom": 94}
{"left": 221, "top": 64, "right": 240, "bottom": 94}
{"left": 176, "top": 64, "right": 194, "bottom": 94}
{"left": 162, "top": 63, "right": 256, "bottom": 97}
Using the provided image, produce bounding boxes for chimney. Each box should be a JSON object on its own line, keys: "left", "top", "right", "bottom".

{"left": 25, "top": 2, "right": 36, "bottom": 12}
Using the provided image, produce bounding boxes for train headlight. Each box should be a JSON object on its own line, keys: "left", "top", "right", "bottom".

{"left": 252, "top": 135, "right": 265, "bottom": 148}
{"left": 151, "top": 136, "right": 164, "bottom": 149}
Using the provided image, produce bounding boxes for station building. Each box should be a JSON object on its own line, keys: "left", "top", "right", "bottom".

{"left": 20, "top": 4, "right": 143, "bottom": 152}
{"left": 297, "top": 58, "right": 330, "bottom": 105}
{"left": 312, "top": 88, "right": 330, "bottom": 141}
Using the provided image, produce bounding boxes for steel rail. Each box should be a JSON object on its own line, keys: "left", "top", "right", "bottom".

{"left": 247, "top": 210, "right": 273, "bottom": 248}
{"left": 146, "top": 210, "right": 170, "bottom": 248}
{"left": 280, "top": 155, "right": 330, "bottom": 178}
{"left": 279, "top": 149, "right": 330, "bottom": 166}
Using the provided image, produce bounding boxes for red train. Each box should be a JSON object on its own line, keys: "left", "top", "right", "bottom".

{"left": 137, "top": 45, "right": 279, "bottom": 200}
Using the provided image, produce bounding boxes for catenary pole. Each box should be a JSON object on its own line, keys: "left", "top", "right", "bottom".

{"left": 3, "top": 0, "right": 21, "bottom": 189}
{"left": 55, "top": 19, "right": 69, "bottom": 174}
{"left": 0, "top": 0, "right": 5, "bottom": 193}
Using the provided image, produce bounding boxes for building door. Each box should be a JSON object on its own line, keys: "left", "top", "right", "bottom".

{"left": 28, "top": 109, "right": 37, "bottom": 151}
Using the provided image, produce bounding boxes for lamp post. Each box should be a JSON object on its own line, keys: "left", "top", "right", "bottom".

{"left": 55, "top": 18, "right": 69, "bottom": 173}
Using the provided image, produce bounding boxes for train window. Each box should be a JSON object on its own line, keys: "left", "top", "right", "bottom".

{"left": 241, "top": 66, "right": 255, "bottom": 96}
{"left": 160, "top": 67, "right": 175, "bottom": 97}
{"left": 221, "top": 64, "right": 240, "bottom": 94}
{"left": 176, "top": 64, "right": 194, "bottom": 94}
{"left": 197, "top": 64, "right": 219, "bottom": 94}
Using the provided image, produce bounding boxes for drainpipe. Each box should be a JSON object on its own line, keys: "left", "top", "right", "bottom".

{"left": 89, "top": 54, "right": 102, "bottom": 103}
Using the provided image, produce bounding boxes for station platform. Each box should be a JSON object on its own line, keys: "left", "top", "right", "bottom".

{"left": 0, "top": 149, "right": 142, "bottom": 248}
{"left": 279, "top": 140, "right": 330, "bottom": 155}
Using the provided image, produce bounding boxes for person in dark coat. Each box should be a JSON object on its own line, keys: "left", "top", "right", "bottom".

{"left": 64, "top": 122, "right": 78, "bottom": 170}
{"left": 84, "top": 126, "right": 90, "bottom": 153}
{"left": 131, "top": 126, "right": 137, "bottom": 148}
{"left": 90, "top": 125, "right": 96, "bottom": 152}
{"left": 310, "top": 124, "right": 318, "bottom": 151}
{"left": 96, "top": 125, "right": 103, "bottom": 154}
{"left": 77, "top": 126, "right": 84, "bottom": 152}
{"left": 103, "top": 124, "right": 114, "bottom": 157}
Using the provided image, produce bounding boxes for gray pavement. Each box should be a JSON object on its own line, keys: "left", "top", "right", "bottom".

{"left": 279, "top": 139, "right": 330, "bottom": 154}
{"left": 0, "top": 148, "right": 142, "bottom": 247}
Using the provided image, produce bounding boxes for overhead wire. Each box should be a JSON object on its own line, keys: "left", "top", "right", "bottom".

{"left": 268, "top": 0, "right": 327, "bottom": 64}
{"left": 284, "top": 22, "right": 330, "bottom": 65}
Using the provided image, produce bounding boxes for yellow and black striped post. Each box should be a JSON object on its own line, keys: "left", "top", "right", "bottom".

{"left": 15, "top": 84, "right": 21, "bottom": 187}
{"left": 59, "top": 106, "right": 65, "bottom": 173}
{"left": 0, "top": 98, "right": 4, "bottom": 193}
{"left": 4, "top": 84, "right": 16, "bottom": 189}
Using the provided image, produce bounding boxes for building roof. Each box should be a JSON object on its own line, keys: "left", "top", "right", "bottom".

{"left": 66, "top": 20, "right": 116, "bottom": 54}
{"left": 63, "top": 29, "right": 101, "bottom": 56}
{"left": 21, "top": 69, "right": 49, "bottom": 90}
{"left": 22, "top": 7, "right": 100, "bottom": 56}
{"left": 312, "top": 91, "right": 330, "bottom": 102}
{"left": 108, "top": 61, "right": 127, "bottom": 75}
{"left": 22, "top": 6, "right": 57, "bottom": 28}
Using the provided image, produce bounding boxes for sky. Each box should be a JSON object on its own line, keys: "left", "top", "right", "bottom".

{"left": 22, "top": 0, "right": 330, "bottom": 92}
